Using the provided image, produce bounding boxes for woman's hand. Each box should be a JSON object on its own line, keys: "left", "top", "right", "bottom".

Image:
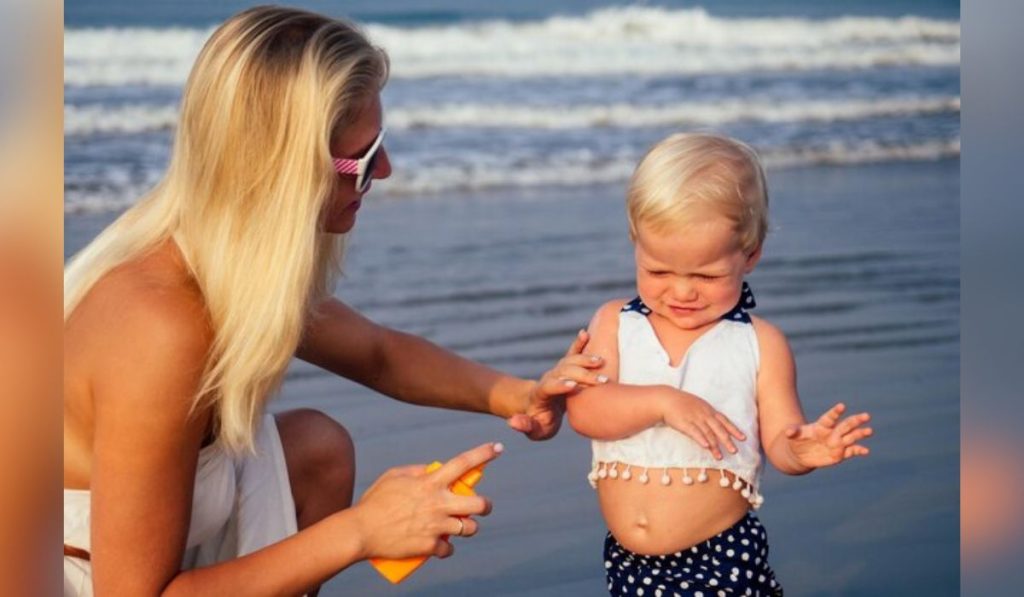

{"left": 507, "top": 330, "right": 607, "bottom": 440}
{"left": 783, "top": 403, "right": 872, "bottom": 469}
{"left": 660, "top": 389, "right": 748, "bottom": 460}
{"left": 350, "top": 443, "right": 501, "bottom": 561}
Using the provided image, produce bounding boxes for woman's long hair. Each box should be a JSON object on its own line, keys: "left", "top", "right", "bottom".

{"left": 64, "top": 6, "right": 389, "bottom": 453}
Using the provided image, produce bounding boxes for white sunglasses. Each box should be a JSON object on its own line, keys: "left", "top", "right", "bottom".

{"left": 332, "top": 128, "right": 386, "bottom": 192}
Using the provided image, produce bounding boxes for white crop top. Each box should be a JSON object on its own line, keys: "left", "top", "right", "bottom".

{"left": 588, "top": 282, "right": 766, "bottom": 509}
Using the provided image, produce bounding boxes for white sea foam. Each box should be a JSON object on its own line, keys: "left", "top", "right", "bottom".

{"left": 387, "top": 96, "right": 960, "bottom": 130}
{"left": 65, "top": 103, "right": 180, "bottom": 135}
{"left": 64, "top": 26, "right": 212, "bottom": 87}
{"left": 65, "top": 138, "right": 959, "bottom": 214}
{"left": 64, "top": 7, "right": 959, "bottom": 87}
{"left": 66, "top": 95, "right": 960, "bottom": 136}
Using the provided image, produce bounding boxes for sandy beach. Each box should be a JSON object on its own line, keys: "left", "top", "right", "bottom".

{"left": 74, "top": 157, "right": 959, "bottom": 596}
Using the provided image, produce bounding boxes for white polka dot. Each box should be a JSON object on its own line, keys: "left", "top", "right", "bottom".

{"left": 686, "top": 558, "right": 693, "bottom": 565}
{"left": 655, "top": 591, "right": 662, "bottom": 597}
{"left": 695, "top": 592, "right": 703, "bottom": 597}
{"left": 746, "top": 570, "right": 753, "bottom": 579}
{"left": 681, "top": 582, "right": 689, "bottom": 589}
{"left": 741, "top": 553, "right": 750, "bottom": 561}
{"left": 643, "top": 578, "right": 652, "bottom": 586}
{"left": 758, "top": 574, "right": 766, "bottom": 582}
{"left": 741, "top": 538, "right": 749, "bottom": 546}
{"left": 714, "top": 545, "right": 722, "bottom": 552}
{"left": 709, "top": 578, "right": 718, "bottom": 586}
{"left": 637, "top": 589, "right": 644, "bottom": 596}
{"left": 628, "top": 575, "right": 635, "bottom": 584}
{"left": 726, "top": 549, "right": 735, "bottom": 557}
{"left": 606, "top": 562, "right": 613, "bottom": 569}
{"left": 731, "top": 567, "right": 740, "bottom": 576}
{"left": 652, "top": 569, "right": 661, "bottom": 575}
{"left": 727, "top": 535, "right": 734, "bottom": 542}
{"left": 718, "top": 591, "right": 727, "bottom": 597}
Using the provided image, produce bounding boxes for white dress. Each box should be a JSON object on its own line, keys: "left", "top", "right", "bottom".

{"left": 63, "top": 414, "right": 298, "bottom": 596}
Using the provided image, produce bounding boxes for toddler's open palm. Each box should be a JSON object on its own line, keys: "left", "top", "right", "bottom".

{"left": 785, "top": 403, "right": 872, "bottom": 469}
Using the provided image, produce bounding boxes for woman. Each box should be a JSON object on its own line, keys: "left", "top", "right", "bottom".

{"left": 63, "top": 6, "right": 601, "bottom": 595}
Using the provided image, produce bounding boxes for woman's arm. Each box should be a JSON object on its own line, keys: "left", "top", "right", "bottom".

{"left": 89, "top": 292, "right": 497, "bottom": 596}
{"left": 297, "top": 298, "right": 603, "bottom": 439}
{"left": 88, "top": 286, "right": 213, "bottom": 594}
{"left": 753, "top": 317, "right": 873, "bottom": 475}
{"left": 166, "top": 444, "right": 501, "bottom": 596}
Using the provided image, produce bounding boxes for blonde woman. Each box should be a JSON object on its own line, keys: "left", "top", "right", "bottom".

{"left": 63, "top": 6, "right": 602, "bottom": 596}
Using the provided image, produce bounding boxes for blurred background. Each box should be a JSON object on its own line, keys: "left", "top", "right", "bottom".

{"left": 62, "top": 1, "right": 965, "bottom": 595}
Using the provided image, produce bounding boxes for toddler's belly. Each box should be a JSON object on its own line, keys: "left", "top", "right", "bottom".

{"left": 596, "top": 467, "right": 749, "bottom": 556}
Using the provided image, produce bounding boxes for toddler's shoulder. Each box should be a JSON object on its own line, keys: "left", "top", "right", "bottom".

{"left": 749, "top": 315, "right": 783, "bottom": 339}
{"left": 595, "top": 298, "right": 631, "bottom": 317}
{"left": 749, "top": 315, "right": 794, "bottom": 363}
{"left": 587, "top": 299, "right": 631, "bottom": 338}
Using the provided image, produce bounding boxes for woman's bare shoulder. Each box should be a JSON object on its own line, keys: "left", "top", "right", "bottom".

{"left": 69, "top": 248, "right": 214, "bottom": 399}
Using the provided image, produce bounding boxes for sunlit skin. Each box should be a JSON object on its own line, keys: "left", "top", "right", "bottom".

{"left": 324, "top": 94, "right": 392, "bottom": 234}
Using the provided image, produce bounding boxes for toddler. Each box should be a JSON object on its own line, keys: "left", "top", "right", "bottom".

{"left": 567, "top": 133, "right": 873, "bottom": 596}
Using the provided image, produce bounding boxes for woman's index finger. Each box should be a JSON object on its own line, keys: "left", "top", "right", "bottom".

{"left": 434, "top": 442, "right": 503, "bottom": 488}
{"left": 564, "top": 329, "right": 589, "bottom": 357}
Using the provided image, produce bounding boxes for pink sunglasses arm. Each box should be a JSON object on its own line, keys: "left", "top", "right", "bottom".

{"left": 333, "top": 158, "right": 360, "bottom": 175}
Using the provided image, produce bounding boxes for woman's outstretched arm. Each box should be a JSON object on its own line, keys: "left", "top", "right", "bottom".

{"left": 297, "top": 297, "right": 604, "bottom": 439}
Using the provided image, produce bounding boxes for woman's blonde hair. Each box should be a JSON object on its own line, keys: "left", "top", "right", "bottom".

{"left": 626, "top": 133, "right": 768, "bottom": 253}
{"left": 64, "top": 6, "right": 389, "bottom": 453}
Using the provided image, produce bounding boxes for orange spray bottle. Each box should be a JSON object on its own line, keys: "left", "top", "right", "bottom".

{"left": 369, "top": 461, "right": 487, "bottom": 584}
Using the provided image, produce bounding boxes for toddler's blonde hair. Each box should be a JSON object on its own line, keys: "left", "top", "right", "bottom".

{"left": 64, "top": 6, "right": 389, "bottom": 453}
{"left": 627, "top": 133, "right": 768, "bottom": 253}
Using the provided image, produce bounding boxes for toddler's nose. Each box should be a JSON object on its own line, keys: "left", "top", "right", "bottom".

{"left": 672, "top": 279, "right": 699, "bottom": 302}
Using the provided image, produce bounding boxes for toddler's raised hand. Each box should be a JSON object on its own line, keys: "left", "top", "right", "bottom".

{"left": 784, "top": 403, "right": 872, "bottom": 469}
{"left": 660, "top": 389, "right": 747, "bottom": 460}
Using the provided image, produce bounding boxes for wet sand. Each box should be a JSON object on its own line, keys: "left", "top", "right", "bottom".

{"left": 65, "top": 158, "right": 960, "bottom": 595}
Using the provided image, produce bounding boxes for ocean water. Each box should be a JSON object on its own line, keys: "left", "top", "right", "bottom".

{"left": 64, "top": 0, "right": 960, "bottom": 215}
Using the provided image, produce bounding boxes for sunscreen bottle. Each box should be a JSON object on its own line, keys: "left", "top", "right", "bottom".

{"left": 369, "top": 461, "right": 487, "bottom": 584}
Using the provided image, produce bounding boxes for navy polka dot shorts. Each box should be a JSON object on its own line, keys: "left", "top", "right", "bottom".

{"left": 603, "top": 511, "right": 783, "bottom": 596}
